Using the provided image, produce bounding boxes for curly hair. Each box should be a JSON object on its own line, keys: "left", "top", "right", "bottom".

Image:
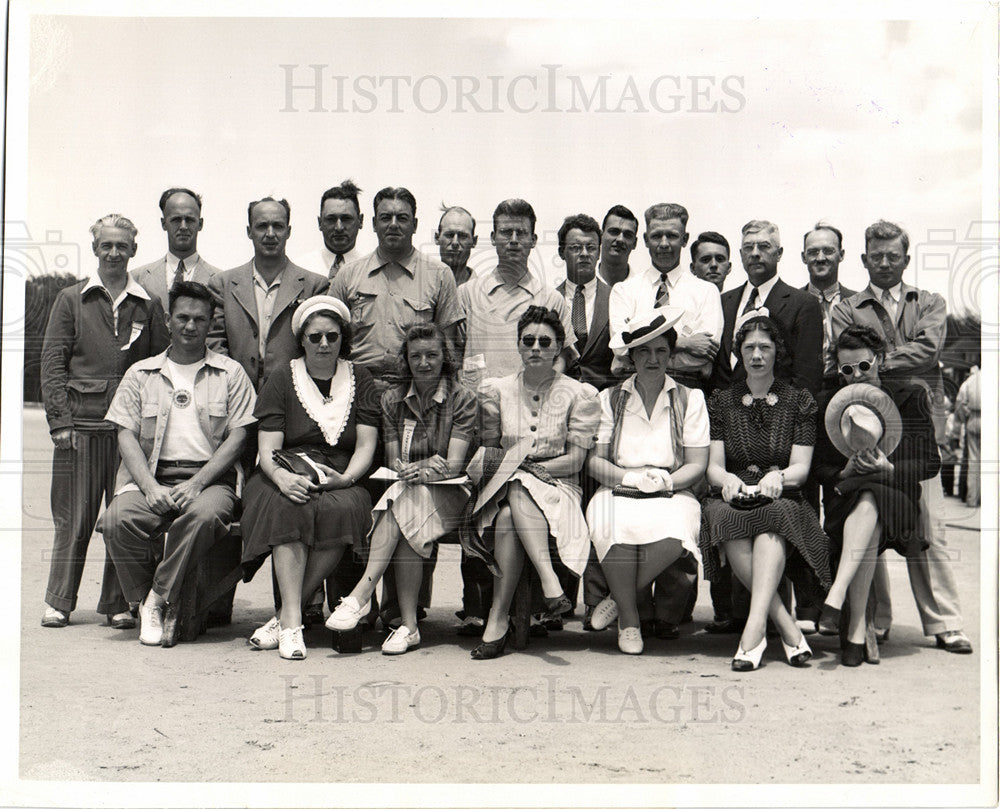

{"left": 394, "top": 323, "right": 459, "bottom": 384}
{"left": 516, "top": 305, "right": 565, "bottom": 348}
{"left": 734, "top": 315, "right": 790, "bottom": 372}
{"left": 835, "top": 324, "right": 886, "bottom": 358}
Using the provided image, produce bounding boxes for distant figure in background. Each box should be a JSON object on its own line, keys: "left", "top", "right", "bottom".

{"left": 131, "top": 188, "right": 220, "bottom": 309}
{"left": 40, "top": 214, "right": 169, "bottom": 629}
{"left": 690, "top": 231, "right": 733, "bottom": 292}
{"left": 295, "top": 180, "right": 365, "bottom": 280}
{"left": 435, "top": 206, "right": 479, "bottom": 287}
{"left": 954, "top": 363, "right": 981, "bottom": 508}
{"left": 597, "top": 205, "right": 640, "bottom": 286}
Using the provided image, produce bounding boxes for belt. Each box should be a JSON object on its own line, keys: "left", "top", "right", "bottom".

{"left": 156, "top": 459, "right": 207, "bottom": 468}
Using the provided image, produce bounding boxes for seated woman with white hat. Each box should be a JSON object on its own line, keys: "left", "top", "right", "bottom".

{"left": 813, "top": 325, "right": 941, "bottom": 666}
{"left": 585, "top": 307, "right": 710, "bottom": 655}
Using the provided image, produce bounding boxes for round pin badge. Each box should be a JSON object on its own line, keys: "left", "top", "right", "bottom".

{"left": 173, "top": 389, "right": 192, "bottom": 408}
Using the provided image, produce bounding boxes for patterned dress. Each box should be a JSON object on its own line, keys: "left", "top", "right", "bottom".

{"left": 699, "top": 378, "right": 831, "bottom": 587}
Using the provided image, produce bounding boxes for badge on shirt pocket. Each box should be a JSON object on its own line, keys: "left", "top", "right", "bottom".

{"left": 121, "top": 321, "right": 145, "bottom": 350}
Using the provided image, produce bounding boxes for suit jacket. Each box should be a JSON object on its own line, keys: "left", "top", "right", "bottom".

{"left": 712, "top": 277, "right": 824, "bottom": 396}
{"left": 557, "top": 279, "right": 617, "bottom": 390}
{"left": 207, "top": 260, "right": 328, "bottom": 391}
{"left": 130, "top": 254, "right": 221, "bottom": 309}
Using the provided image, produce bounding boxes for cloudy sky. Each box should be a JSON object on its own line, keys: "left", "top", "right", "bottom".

{"left": 8, "top": 4, "right": 996, "bottom": 318}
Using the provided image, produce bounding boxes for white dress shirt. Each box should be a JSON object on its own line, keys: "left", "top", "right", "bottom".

{"left": 563, "top": 275, "right": 598, "bottom": 333}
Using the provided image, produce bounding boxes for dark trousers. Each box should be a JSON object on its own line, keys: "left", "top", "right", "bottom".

{"left": 458, "top": 550, "right": 494, "bottom": 620}
{"left": 103, "top": 478, "right": 239, "bottom": 604}
{"left": 46, "top": 428, "right": 127, "bottom": 614}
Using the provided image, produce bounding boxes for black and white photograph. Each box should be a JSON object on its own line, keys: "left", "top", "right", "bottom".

{"left": 1, "top": 1, "right": 996, "bottom": 807}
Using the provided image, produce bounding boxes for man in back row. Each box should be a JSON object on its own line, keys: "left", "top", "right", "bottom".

{"left": 295, "top": 180, "right": 365, "bottom": 280}
{"left": 131, "top": 188, "right": 220, "bottom": 309}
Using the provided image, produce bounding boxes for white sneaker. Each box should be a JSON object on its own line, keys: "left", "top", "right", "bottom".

{"left": 139, "top": 599, "right": 163, "bottom": 646}
{"left": 618, "top": 626, "right": 644, "bottom": 655}
{"left": 325, "top": 596, "right": 371, "bottom": 631}
{"left": 382, "top": 626, "right": 420, "bottom": 655}
{"left": 590, "top": 597, "right": 619, "bottom": 631}
{"left": 249, "top": 616, "right": 280, "bottom": 650}
{"left": 278, "top": 625, "right": 306, "bottom": 660}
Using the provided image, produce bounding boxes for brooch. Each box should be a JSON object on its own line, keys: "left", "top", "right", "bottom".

{"left": 742, "top": 392, "right": 779, "bottom": 406}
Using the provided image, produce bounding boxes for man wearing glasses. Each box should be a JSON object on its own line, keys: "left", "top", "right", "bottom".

{"left": 830, "top": 219, "right": 971, "bottom": 656}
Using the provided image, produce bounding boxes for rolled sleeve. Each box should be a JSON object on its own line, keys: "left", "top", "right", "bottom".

{"left": 225, "top": 365, "right": 258, "bottom": 431}
{"left": 477, "top": 380, "right": 502, "bottom": 447}
{"left": 433, "top": 270, "right": 464, "bottom": 329}
{"left": 595, "top": 387, "right": 615, "bottom": 445}
{"left": 566, "top": 383, "right": 601, "bottom": 449}
{"left": 450, "top": 385, "right": 479, "bottom": 442}
{"left": 682, "top": 388, "right": 710, "bottom": 447}
{"left": 104, "top": 367, "right": 142, "bottom": 433}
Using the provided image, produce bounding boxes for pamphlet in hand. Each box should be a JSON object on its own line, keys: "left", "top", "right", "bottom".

{"left": 369, "top": 467, "right": 470, "bottom": 485}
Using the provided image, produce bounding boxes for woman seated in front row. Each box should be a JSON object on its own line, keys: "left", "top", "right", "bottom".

{"left": 700, "top": 315, "right": 830, "bottom": 672}
{"left": 326, "top": 324, "right": 477, "bottom": 655}
{"left": 585, "top": 307, "right": 710, "bottom": 655}
{"left": 813, "top": 325, "right": 940, "bottom": 666}
{"left": 468, "top": 306, "right": 601, "bottom": 660}
{"left": 240, "top": 296, "right": 379, "bottom": 660}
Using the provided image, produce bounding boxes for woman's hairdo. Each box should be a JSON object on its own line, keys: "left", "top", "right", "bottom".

{"left": 299, "top": 309, "right": 353, "bottom": 359}
{"left": 395, "top": 323, "right": 458, "bottom": 382}
{"left": 734, "top": 315, "right": 789, "bottom": 370}
{"left": 516, "top": 305, "right": 565, "bottom": 346}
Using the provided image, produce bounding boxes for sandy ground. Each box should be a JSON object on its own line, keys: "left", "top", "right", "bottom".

{"left": 16, "top": 406, "right": 987, "bottom": 786}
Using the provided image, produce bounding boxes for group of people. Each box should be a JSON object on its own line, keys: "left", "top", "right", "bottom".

{"left": 38, "top": 181, "right": 977, "bottom": 671}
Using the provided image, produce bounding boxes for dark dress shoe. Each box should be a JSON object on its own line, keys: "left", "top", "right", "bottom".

{"left": 542, "top": 593, "right": 572, "bottom": 620}
{"left": 705, "top": 618, "right": 742, "bottom": 634}
{"left": 639, "top": 619, "right": 656, "bottom": 638}
{"left": 818, "top": 603, "right": 842, "bottom": 636}
{"left": 653, "top": 620, "right": 680, "bottom": 640}
{"left": 841, "top": 641, "right": 865, "bottom": 667}
{"left": 936, "top": 631, "right": 973, "bottom": 654}
{"left": 471, "top": 627, "right": 510, "bottom": 660}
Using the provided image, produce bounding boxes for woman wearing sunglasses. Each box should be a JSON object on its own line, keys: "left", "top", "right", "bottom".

{"left": 240, "top": 296, "right": 379, "bottom": 660}
{"left": 326, "top": 324, "right": 477, "bottom": 654}
{"left": 812, "top": 325, "right": 941, "bottom": 665}
{"left": 468, "top": 306, "right": 600, "bottom": 659}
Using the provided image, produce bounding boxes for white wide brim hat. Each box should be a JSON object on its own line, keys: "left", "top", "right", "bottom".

{"left": 608, "top": 306, "right": 686, "bottom": 351}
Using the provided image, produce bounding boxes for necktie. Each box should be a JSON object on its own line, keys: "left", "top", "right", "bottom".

{"left": 742, "top": 287, "right": 759, "bottom": 315}
{"left": 571, "top": 284, "right": 587, "bottom": 346}
{"left": 172, "top": 259, "right": 186, "bottom": 290}
{"left": 332, "top": 253, "right": 345, "bottom": 275}
{"left": 881, "top": 288, "right": 896, "bottom": 322}
{"left": 655, "top": 276, "right": 670, "bottom": 307}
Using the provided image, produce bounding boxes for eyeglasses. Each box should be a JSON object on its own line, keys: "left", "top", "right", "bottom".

{"left": 520, "top": 335, "right": 554, "bottom": 348}
{"left": 866, "top": 252, "right": 905, "bottom": 266}
{"left": 564, "top": 243, "right": 598, "bottom": 255}
{"left": 840, "top": 360, "right": 873, "bottom": 376}
{"left": 306, "top": 331, "right": 341, "bottom": 345}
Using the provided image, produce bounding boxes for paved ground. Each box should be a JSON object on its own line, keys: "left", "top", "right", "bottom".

{"left": 15, "top": 407, "right": 989, "bottom": 787}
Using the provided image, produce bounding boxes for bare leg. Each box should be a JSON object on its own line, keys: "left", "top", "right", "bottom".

{"left": 346, "top": 511, "right": 402, "bottom": 605}
{"left": 845, "top": 520, "right": 881, "bottom": 644}
{"left": 273, "top": 542, "right": 308, "bottom": 629}
{"left": 482, "top": 506, "right": 524, "bottom": 643}
{"left": 727, "top": 533, "right": 796, "bottom": 650}
{"left": 825, "top": 492, "right": 879, "bottom": 611}
{"left": 393, "top": 540, "right": 424, "bottom": 634}
{"left": 300, "top": 545, "right": 348, "bottom": 605}
{"left": 601, "top": 545, "right": 640, "bottom": 628}
{"left": 506, "top": 482, "right": 562, "bottom": 597}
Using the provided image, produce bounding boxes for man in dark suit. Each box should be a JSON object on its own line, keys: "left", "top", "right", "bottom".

{"left": 712, "top": 219, "right": 824, "bottom": 397}
{"left": 800, "top": 222, "right": 857, "bottom": 392}
{"left": 556, "top": 214, "right": 617, "bottom": 391}
{"left": 207, "top": 197, "right": 328, "bottom": 391}
{"left": 131, "top": 188, "right": 220, "bottom": 309}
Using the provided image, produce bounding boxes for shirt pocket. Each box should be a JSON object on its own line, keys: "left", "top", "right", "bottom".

{"left": 394, "top": 296, "right": 433, "bottom": 329}
{"left": 207, "top": 401, "right": 228, "bottom": 445}
{"left": 139, "top": 401, "right": 160, "bottom": 451}
{"left": 349, "top": 292, "right": 378, "bottom": 331}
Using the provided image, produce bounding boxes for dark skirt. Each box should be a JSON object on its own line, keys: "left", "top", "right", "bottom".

{"left": 240, "top": 470, "right": 372, "bottom": 582}
{"left": 699, "top": 492, "right": 831, "bottom": 588}
{"left": 822, "top": 475, "right": 926, "bottom": 558}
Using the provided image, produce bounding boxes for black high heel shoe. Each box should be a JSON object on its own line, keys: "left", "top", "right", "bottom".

{"left": 471, "top": 625, "right": 511, "bottom": 660}
{"left": 841, "top": 641, "right": 865, "bottom": 667}
{"left": 818, "top": 603, "right": 842, "bottom": 636}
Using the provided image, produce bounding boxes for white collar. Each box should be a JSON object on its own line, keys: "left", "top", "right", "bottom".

{"left": 747, "top": 274, "right": 780, "bottom": 304}
{"left": 622, "top": 373, "right": 678, "bottom": 415}
{"left": 81, "top": 273, "right": 150, "bottom": 302}
{"left": 289, "top": 358, "right": 355, "bottom": 447}
{"left": 869, "top": 282, "right": 902, "bottom": 302}
{"left": 167, "top": 252, "right": 199, "bottom": 272}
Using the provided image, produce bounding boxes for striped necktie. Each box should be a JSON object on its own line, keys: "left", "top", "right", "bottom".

{"left": 571, "top": 284, "right": 587, "bottom": 347}
{"left": 172, "top": 259, "right": 186, "bottom": 290}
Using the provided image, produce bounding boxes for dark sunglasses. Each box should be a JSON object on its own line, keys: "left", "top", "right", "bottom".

{"left": 840, "top": 360, "right": 873, "bottom": 375}
{"left": 521, "top": 335, "right": 553, "bottom": 348}
{"left": 306, "top": 331, "right": 341, "bottom": 345}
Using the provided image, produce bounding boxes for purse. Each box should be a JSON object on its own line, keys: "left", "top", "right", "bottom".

{"left": 727, "top": 492, "right": 774, "bottom": 510}
{"left": 612, "top": 486, "right": 673, "bottom": 499}
{"left": 272, "top": 448, "right": 329, "bottom": 485}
